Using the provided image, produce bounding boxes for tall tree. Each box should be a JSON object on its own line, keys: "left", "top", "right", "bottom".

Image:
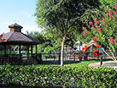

{"left": 26, "top": 31, "right": 54, "bottom": 53}
{"left": 26, "top": 31, "right": 45, "bottom": 43}
{"left": 35, "top": 0, "right": 101, "bottom": 66}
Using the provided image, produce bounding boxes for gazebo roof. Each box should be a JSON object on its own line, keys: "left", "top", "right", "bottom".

{"left": 8, "top": 23, "right": 23, "bottom": 29}
{"left": 0, "top": 23, "right": 41, "bottom": 45}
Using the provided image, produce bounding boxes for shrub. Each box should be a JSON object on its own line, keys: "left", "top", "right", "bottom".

{"left": 0, "top": 64, "right": 117, "bottom": 87}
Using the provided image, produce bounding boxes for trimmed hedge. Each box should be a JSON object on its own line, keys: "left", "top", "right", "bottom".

{"left": 0, "top": 64, "right": 117, "bottom": 88}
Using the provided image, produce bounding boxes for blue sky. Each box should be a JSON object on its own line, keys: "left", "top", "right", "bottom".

{"left": 0, "top": 0, "right": 41, "bottom": 34}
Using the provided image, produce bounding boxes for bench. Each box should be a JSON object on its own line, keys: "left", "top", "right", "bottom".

{"left": 45, "top": 56, "right": 56, "bottom": 60}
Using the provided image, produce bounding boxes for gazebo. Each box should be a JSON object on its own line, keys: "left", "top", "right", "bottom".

{"left": 0, "top": 23, "right": 41, "bottom": 64}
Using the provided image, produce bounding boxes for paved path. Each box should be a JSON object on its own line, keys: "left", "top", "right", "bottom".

{"left": 88, "top": 61, "right": 117, "bottom": 69}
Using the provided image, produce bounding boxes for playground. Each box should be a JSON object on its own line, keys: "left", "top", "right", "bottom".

{"left": 0, "top": 1, "right": 117, "bottom": 88}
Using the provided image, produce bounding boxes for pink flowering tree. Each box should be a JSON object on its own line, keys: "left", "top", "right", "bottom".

{"left": 82, "top": 3, "right": 117, "bottom": 60}
{"left": 0, "top": 33, "right": 5, "bottom": 43}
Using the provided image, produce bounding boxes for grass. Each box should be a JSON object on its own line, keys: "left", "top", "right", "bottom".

{"left": 0, "top": 59, "right": 101, "bottom": 68}
{"left": 66, "top": 58, "right": 113, "bottom": 67}
{"left": 65, "top": 60, "right": 99, "bottom": 67}
{"left": 11, "top": 60, "right": 98, "bottom": 68}
{"left": 38, "top": 59, "right": 113, "bottom": 67}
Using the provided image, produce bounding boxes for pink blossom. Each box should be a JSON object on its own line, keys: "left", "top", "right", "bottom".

{"left": 101, "top": 23, "right": 103, "bottom": 26}
{"left": 109, "top": 37, "right": 113, "bottom": 40}
{"left": 109, "top": 10, "right": 113, "bottom": 18}
{"left": 83, "top": 32, "right": 86, "bottom": 36}
{"left": 96, "top": 26, "right": 101, "bottom": 31}
{"left": 105, "top": 8, "right": 108, "bottom": 12}
{"left": 91, "top": 26, "right": 94, "bottom": 29}
{"left": 109, "top": 10, "right": 113, "bottom": 15}
{"left": 89, "top": 21, "right": 93, "bottom": 25}
{"left": 105, "top": 14, "right": 108, "bottom": 17}
{"left": 115, "top": 3, "right": 117, "bottom": 6}
{"left": 101, "top": 18, "right": 105, "bottom": 22}
{"left": 0, "top": 39, "right": 5, "bottom": 43}
{"left": 94, "top": 18, "right": 97, "bottom": 22}
{"left": 92, "top": 38, "right": 96, "bottom": 42}
{"left": 95, "top": 36, "right": 97, "bottom": 39}
{"left": 111, "top": 40, "right": 114, "bottom": 43}
{"left": 82, "top": 26, "right": 87, "bottom": 30}
{"left": 115, "top": 5, "right": 117, "bottom": 10}
{"left": 83, "top": 31, "right": 87, "bottom": 36}
{"left": 94, "top": 21, "right": 99, "bottom": 25}
{"left": 0, "top": 34, "right": 3, "bottom": 37}
{"left": 109, "top": 37, "right": 115, "bottom": 43}
{"left": 114, "top": 12, "right": 117, "bottom": 14}
{"left": 109, "top": 14, "right": 112, "bottom": 18}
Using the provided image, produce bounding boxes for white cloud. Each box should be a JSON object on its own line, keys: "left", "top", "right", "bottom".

{"left": 22, "top": 25, "right": 42, "bottom": 33}
{"left": 24, "top": 12, "right": 33, "bottom": 18}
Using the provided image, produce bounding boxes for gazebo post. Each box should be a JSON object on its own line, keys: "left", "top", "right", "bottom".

{"left": 31, "top": 45, "right": 33, "bottom": 57}
{"left": 36, "top": 45, "right": 37, "bottom": 59}
{"left": 19, "top": 45, "right": 21, "bottom": 59}
{"left": 4, "top": 45, "right": 6, "bottom": 56}
{"left": 27, "top": 45, "right": 29, "bottom": 59}
{"left": 8, "top": 45, "right": 11, "bottom": 63}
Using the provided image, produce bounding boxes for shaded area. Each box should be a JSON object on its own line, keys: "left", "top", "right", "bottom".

{"left": 0, "top": 84, "right": 62, "bottom": 88}
{"left": 40, "top": 60, "right": 81, "bottom": 65}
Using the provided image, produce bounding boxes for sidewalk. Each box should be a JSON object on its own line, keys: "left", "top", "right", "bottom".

{"left": 88, "top": 61, "right": 117, "bottom": 69}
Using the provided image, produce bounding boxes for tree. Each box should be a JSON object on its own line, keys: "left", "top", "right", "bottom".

{"left": 0, "top": 33, "right": 5, "bottom": 51}
{"left": 77, "top": 0, "right": 117, "bottom": 45}
{"left": 26, "top": 31, "right": 56, "bottom": 53}
{"left": 0, "top": 33, "right": 5, "bottom": 43}
{"left": 35, "top": 0, "right": 101, "bottom": 66}
{"left": 26, "top": 31, "right": 45, "bottom": 43}
{"left": 82, "top": 3, "right": 117, "bottom": 60}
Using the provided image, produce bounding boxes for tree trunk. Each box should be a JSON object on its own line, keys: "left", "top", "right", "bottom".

{"left": 61, "top": 35, "right": 66, "bottom": 66}
{"left": 101, "top": 47, "right": 111, "bottom": 57}
{"left": 109, "top": 43, "right": 116, "bottom": 61}
{"left": 108, "top": 47, "right": 116, "bottom": 61}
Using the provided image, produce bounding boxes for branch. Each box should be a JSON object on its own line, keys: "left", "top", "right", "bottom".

{"left": 101, "top": 47, "right": 111, "bottom": 58}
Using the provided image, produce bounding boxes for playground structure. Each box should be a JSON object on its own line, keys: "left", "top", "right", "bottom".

{"left": 75, "top": 40, "right": 104, "bottom": 58}
{"left": 41, "top": 40, "right": 105, "bottom": 61}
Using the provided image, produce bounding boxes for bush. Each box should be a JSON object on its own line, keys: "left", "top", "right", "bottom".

{"left": 0, "top": 64, "right": 117, "bottom": 87}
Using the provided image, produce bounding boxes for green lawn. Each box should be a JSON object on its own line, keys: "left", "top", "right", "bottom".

{"left": 65, "top": 60, "right": 99, "bottom": 67}
{"left": 38, "top": 59, "right": 112, "bottom": 67}
{"left": 0, "top": 60, "right": 100, "bottom": 68}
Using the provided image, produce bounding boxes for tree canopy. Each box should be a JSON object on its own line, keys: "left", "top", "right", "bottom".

{"left": 35, "top": 0, "right": 101, "bottom": 66}
{"left": 82, "top": 3, "right": 117, "bottom": 60}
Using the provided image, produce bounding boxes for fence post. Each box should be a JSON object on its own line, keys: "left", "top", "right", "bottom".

{"left": 79, "top": 56, "right": 82, "bottom": 61}
{"left": 97, "top": 54, "right": 99, "bottom": 60}
{"left": 74, "top": 53, "right": 75, "bottom": 61}
{"left": 58, "top": 53, "right": 60, "bottom": 64}
{"left": 100, "top": 57, "right": 103, "bottom": 66}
